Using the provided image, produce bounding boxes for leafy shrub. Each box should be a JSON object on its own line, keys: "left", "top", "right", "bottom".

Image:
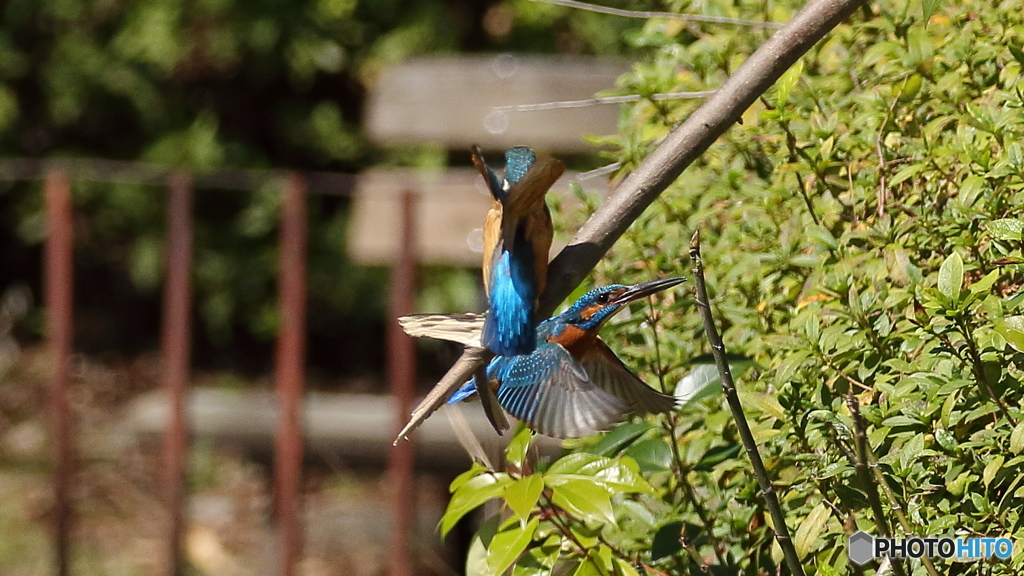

{"left": 442, "top": 1, "right": 1024, "bottom": 574}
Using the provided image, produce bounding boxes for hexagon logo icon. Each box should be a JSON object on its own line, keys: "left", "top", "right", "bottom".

{"left": 848, "top": 531, "right": 874, "bottom": 565}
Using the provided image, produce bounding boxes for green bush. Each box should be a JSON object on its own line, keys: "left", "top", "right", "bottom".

{"left": 442, "top": 1, "right": 1024, "bottom": 574}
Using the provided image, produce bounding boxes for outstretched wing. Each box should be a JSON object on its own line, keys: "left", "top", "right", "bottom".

{"left": 578, "top": 338, "right": 677, "bottom": 414}
{"left": 496, "top": 343, "right": 629, "bottom": 439}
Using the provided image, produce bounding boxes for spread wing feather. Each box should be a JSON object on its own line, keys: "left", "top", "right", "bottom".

{"left": 496, "top": 344, "right": 628, "bottom": 439}
{"left": 579, "top": 339, "right": 677, "bottom": 414}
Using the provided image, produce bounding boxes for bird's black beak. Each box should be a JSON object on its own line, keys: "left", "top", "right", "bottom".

{"left": 610, "top": 276, "right": 686, "bottom": 305}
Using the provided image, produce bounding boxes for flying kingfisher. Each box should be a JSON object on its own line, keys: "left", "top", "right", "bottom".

{"left": 473, "top": 145, "right": 563, "bottom": 357}
{"left": 401, "top": 276, "right": 683, "bottom": 438}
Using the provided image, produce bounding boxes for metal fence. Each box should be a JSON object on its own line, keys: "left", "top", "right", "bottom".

{"left": 3, "top": 160, "right": 418, "bottom": 576}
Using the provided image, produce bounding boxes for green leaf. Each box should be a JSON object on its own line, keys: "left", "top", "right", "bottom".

{"left": 466, "top": 515, "right": 501, "bottom": 576}
{"left": 899, "top": 434, "right": 926, "bottom": 472}
{"left": 907, "top": 27, "right": 934, "bottom": 67}
{"left": 889, "top": 163, "right": 925, "bottom": 186}
{"left": 984, "top": 455, "right": 1005, "bottom": 488}
{"left": 587, "top": 422, "right": 652, "bottom": 457}
{"left": 625, "top": 438, "right": 673, "bottom": 473}
{"left": 651, "top": 521, "right": 685, "bottom": 561}
{"left": 546, "top": 453, "right": 651, "bottom": 493}
{"left": 934, "top": 428, "right": 957, "bottom": 451}
{"left": 947, "top": 472, "right": 973, "bottom": 496}
{"left": 938, "top": 252, "right": 964, "bottom": 303}
{"left": 882, "top": 415, "right": 924, "bottom": 427}
{"left": 806, "top": 224, "right": 838, "bottom": 250}
{"left": 450, "top": 463, "right": 488, "bottom": 493}
{"left": 673, "top": 363, "right": 724, "bottom": 407}
{"left": 794, "top": 503, "right": 830, "bottom": 559}
{"left": 571, "top": 558, "right": 602, "bottom": 576}
{"left": 987, "top": 218, "right": 1024, "bottom": 241}
{"left": 503, "top": 474, "right": 544, "bottom": 524}
{"left": 693, "top": 444, "right": 742, "bottom": 472}
{"left": 443, "top": 473, "right": 512, "bottom": 536}
{"left": 775, "top": 59, "right": 804, "bottom": 106}
{"left": 613, "top": 558, "right": 642, "bottom": 576}
{"left": 506, "top": 427, "right": 532, "bottom": 471}
{"left": 969, "top": 270, "right": 999, "bottom": 295}
{"left": 487, "top": 517, "right": 539, "bottom": 575}
{"left": 994, "top": 316, "right": 1024, "bottom": 351}
{"left": 941, "top": 391, "right": 960, "bottom": 428}
{"left": 922, "top": 0, "right": 940, "bottom": 22}
{"left": 1010, "top": 45, "right": 1024, "bottom": 68}
{"left": 1011, "top": 422, "right": 1024, "bottom": 455}
{"left": 549, "top": 479, "right": 617, "bottom": 525}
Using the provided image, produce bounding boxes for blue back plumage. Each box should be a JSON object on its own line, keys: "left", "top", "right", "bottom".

{"left": 479, "top": 145, "right": 547, "bottom": 357}
{"left": 482, "top": 251, "right": 537, "bottom": 356}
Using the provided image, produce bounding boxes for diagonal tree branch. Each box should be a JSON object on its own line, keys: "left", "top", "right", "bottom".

{"left": 394, "top": 0, "right": 870, "bottom": 444}
{"left": 540, "top": 0, "right": 868, "bottom": 314}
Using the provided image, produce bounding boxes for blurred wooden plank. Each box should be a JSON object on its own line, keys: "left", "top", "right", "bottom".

{"left": 364, "top": 55, "right": 629, "bottom": 152}
{"left": 125, "top": 390, "right": 562, "bottom": 472}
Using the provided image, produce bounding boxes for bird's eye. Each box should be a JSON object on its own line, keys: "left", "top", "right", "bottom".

{"left": 596, "top": 293, "right": 610, "bottom": 304}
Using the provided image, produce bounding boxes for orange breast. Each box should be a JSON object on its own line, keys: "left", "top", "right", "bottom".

{"left": 548, "top": 325, "right": 597, "bottom": 358}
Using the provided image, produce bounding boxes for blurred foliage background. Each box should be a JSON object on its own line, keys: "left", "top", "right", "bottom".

{"left": 0, "top": 0, "right": 652, "bottom": 378}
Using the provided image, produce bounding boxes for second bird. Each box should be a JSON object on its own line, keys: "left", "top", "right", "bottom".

{"left": 473, "top": 145, "right": 564, "bottom": 356}
{"left": 448, "top": 276, "right": 683, "bottom": 438}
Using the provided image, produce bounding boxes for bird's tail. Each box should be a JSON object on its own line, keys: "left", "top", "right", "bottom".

{"left": 397, "top": 313, "right": 484, "bottom": 348}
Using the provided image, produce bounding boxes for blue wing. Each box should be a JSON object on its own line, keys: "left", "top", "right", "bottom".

{"left": 495, "top": 343, "right": 629, "bottom": 439}
{"left": 578, "top": 339, "right": 676, "bottom": 414}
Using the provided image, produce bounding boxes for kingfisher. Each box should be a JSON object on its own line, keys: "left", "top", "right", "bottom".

{"left": 473, "top": 145, "right": 563, "bottom": 357}
{"left": 403, "top": 276, "right": 683, "bottom": 438}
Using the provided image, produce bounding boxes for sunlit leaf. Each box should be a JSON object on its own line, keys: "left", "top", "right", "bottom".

{"left": 443, "top": 473, "right": 512, "bottom": 536}
{"left": 937, "top": 252, "right": 964, "bottom": 303}
{"left": 549, "top": 479, "right": 616, "bottom": 526}
{"left": 994, "top": 317, "right": 1024, "bottom": 352}
{"left": 587, "top": 422, "right": 652, "bottom": 457}
{"left": 503, "top": 474, "right": 544, "bottom": 524}
{"left": 486, "top": 517, "right": 539, "bottom": 575}
{"left": 794, "top": 503, "right": 831, "bottom": 559}
{"left": 983, "top": 455, "right": 1005, "bottom": 488}
{"left": 506, "top": 426, "right": 533, "bottom": 471}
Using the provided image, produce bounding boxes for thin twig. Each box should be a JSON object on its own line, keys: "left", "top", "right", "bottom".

{"left": 641, "top": 256, "right": 731, "bottom": 568}
{"left": 577, "top": 162, "right": 621, "bottom": 181}
{"left": 396, "top": 0, "right": 870, "bottom": 443}
{"left": 491, "top": 91, "right": 716, "bottom": 114}
{"left": 688, "top": 230, "right": 806, "bottom": 576}
{"left": 542, "top": 496, "right": 613, "bottom": 576}
{"left": 862, "top": 447, "right": 942, "bottom": 576}
{"left": 953, "top": 315, "right": 1016, "bottom": 425}
{"left": 819, "top": 354, "right": 872, "bottom": 392}
{"left": 533, "top": 0, "right": 784, "bottom": 28}
{"left": 846, "top": 393, "right": 908, "bottom": 576}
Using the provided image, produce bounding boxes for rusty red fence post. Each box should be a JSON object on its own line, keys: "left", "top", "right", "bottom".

{"left": 44, "top": 168, "right": 74, "bottom": 576}
{"left": 274, "top": 173, "right": 308, "bottom": 576}
{"left": 161, "top": 172, "right": 194, "bottom": 576}
{"left": 387, "top": 190, "right": 418, "bottom": 576}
